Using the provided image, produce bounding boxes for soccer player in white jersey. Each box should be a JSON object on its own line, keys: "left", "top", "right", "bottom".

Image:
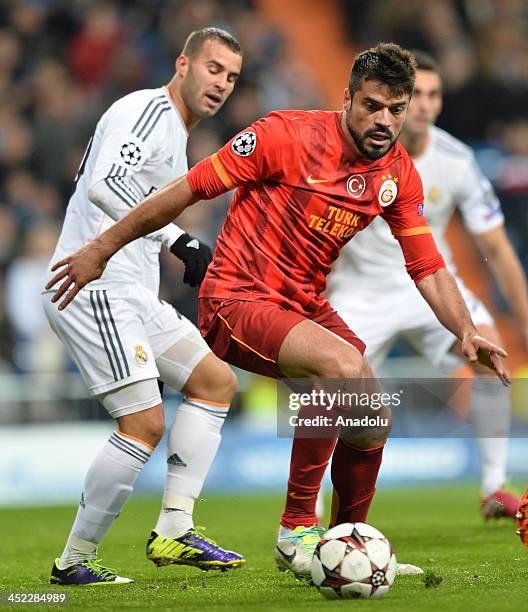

{"left": 41, "top": 27, "right": 244, "bottom": 585}
{"left": 329, "top": 51, "right": 527, "bottom": 520}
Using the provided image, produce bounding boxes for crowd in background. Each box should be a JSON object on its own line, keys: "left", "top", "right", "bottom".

{"left": 0, "top": 0, "right": 322, "bottom": 375}
{"left": 340, "top": 0, "right": 528, "bottom": 284}
{"left": 0, "top": 0, "right": 527, "bottom": 383}
{"left": 341, "top": 0, "right": 528, "bottom": 139}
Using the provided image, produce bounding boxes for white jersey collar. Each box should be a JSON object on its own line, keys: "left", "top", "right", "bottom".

{"left": 162, "top": 86, "right": 188, "bottom": 136}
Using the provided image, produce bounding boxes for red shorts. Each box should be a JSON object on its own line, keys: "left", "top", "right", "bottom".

{"left": 199, "top": 297, "right": 365, "bottom": 379}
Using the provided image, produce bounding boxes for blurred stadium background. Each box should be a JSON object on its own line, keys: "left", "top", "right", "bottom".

{"left": 0, "top": 0, "right": 527, "bottom": 506}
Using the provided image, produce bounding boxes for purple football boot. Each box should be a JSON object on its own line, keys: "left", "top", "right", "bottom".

{"left": 50, "top": 559, "right": 133, "bottom": 585}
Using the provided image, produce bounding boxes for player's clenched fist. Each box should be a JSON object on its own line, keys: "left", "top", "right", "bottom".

{"left": 45, "top": 242, "right": 108, "bottom": 310}
{"left": 46, "top": 231, "right": 214, "bottom": 308}
{"left": 170, "top": 233, "right": 213, "bottom": 288}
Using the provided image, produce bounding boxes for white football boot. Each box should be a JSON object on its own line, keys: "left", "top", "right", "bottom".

{"left": 275, "top": 525, "right": 322, "bottom": 579}
{"left": 395, "top": 562, "right": 424, "bottom": 575}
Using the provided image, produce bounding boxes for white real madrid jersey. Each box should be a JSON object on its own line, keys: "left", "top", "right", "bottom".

{"left": 46, "top": 87, "right": 188, "bottom": 295}
{"left": 330, "top": 125, "right": 504, "bottom": 290}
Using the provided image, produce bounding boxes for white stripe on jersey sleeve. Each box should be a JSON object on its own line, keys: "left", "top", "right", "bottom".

{"left": 87, "top": 94, "right": 183, "bottom": 247}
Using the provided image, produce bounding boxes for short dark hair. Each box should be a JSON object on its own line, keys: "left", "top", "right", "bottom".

{"left": 181, "top": 27, "right": 242, "bottom": 58}
{"left": 349, "top": 42, "right": 416, "bottom": 97}
{"left": 411, "top": 49, "right": 440, "bottom": 74}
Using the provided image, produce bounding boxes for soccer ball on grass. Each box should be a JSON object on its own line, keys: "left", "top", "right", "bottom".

{"left": 311, "top": 522, "right": 396, "bottom": 599}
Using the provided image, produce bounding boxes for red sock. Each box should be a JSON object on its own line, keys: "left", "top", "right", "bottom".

{"left": 280, "top": 435, "right": 337, "bottom": 529}
{"left": 329, "top": 438, "right": 384, "bottom": 527}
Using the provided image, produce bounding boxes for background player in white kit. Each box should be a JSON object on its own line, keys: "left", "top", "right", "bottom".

{"left": 41, "top": 28, "right": 244, "bottom": 585}
{"left": 329, "top": 51, "right": 528, "bottom": 520}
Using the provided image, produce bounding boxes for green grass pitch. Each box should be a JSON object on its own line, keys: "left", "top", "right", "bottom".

{"left": 1, "top": 485, "right": 526, "bottom": 611}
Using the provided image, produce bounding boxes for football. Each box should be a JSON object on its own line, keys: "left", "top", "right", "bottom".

{"left": 311, "top": 522, "right": 396, "bottom": 599}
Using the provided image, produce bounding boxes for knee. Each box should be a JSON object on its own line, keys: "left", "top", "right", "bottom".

{"left": 316, "top": 349, "right": 365, "bottom": 380}
{"left": 184, "top": 358, "right": 238, "bottom": 405}
{"left": 146, "top": 412, "right": 165, "bottom": 446}
{"left": 215, "top": 365, "right": 238, "bottom": 404}
{"left": 341, "top": 436, "right": 386, "bottom": 450}
{"left": 346, "top": 430, "right": 391, "bottom": 449}
{"left": 138, "top": 411, "right": 165, "bottom": 447}
{"left": 329, "top": 356, "right": 371, "bottom": 381}
{"left": 341, "top": 404, "right": 392, "bottom": 447}
{"left": 118, "top": 409, "right": 165, "bottom": 449}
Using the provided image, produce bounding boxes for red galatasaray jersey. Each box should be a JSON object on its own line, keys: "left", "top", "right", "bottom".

{"left": 187, "top": 110, "right": 445, "bottom": 315}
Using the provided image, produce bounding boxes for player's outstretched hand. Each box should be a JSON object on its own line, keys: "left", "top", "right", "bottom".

{"left": 170, "top": 233, "right": 213, "bottom": 288}
{"left": 45, "top": 242, "right": 109, "bottom": 310}
{"left": 461, "top": 333, "right": 511, "bottom": 386}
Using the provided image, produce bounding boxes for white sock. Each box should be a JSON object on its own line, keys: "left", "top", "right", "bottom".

{"left": 478, "top": 437, "right": 509, "bottom": 496}
{"left": 279, "top": 525, "right": 294, "bottom": 539}
{"left": 155, "top": 397, "right": 228, "bottom": 538}
{"left": 315, "top": 488, "right": 325, "bottom": 522}
{"left": 469, "top": 376, "right": 511, "bottom": 496}
{"left": 58, "top": 431, "right": 152, "bottom": 568}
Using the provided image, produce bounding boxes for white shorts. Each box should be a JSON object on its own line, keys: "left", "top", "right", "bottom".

{"left": 331, "top": 277, "right": 494, "bottom": 373}
{"left": 42, "top": 284, "right": 210, "bottom": 399}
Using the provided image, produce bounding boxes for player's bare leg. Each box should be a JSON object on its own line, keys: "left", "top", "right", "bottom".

{"left": 52, "top": 386, "right": 163, "bottom": 586}
{"left": 148, "top": 352, "right": 245, "bottom": 571}
{"left": 118, "top": 404, "right": 165, "bottom": 448}
{"left": 450, "top": 324, "right": 518, "bottom": 518}
{"left": 274, "top": 320, "right": 390, "bottom": 577}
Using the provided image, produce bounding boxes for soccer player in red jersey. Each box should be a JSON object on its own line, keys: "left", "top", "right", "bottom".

{"left": 47, "top": 43, "right": 510, "bottom": 579}
{"left": 516, "top": 489, "right": 528, "bottom": 546}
